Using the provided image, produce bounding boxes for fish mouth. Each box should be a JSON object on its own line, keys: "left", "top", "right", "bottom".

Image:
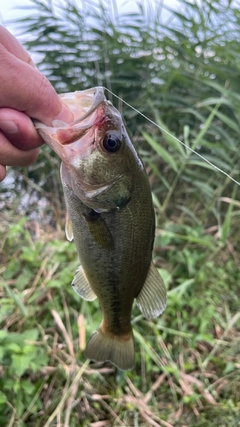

{"left": 56, "top": 87, "right": 106, "bottom": 131}
{"left": 68, "top": 87, "right": 106, "bottom": 126}
{"left": 34, "top": 86, "right": 120, "bottom": 160}
{"left": 35, "top": 87, "right": 106, "bottom": 147}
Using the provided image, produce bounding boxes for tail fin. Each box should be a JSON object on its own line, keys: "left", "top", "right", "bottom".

{"left": 85, "top": 326, "right": 135, "bottom": 371}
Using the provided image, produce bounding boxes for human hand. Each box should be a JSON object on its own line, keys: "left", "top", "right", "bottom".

{"left": 0, "top": 26, "right": 73, "bottom": 181}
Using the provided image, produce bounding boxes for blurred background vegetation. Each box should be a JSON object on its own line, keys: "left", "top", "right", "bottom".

{"left": 1, "top": 0, "right": 240, "bottom": 425}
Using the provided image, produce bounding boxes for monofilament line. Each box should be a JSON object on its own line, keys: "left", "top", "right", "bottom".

{"left": 104, "top": 87, "right": 240, "bottom": 187}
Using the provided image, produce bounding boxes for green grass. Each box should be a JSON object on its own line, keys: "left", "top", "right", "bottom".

{"left": 1, "top": 204, "right": 240, "bottom": 426}
{"left": 1, "top": 0, "right": 240, "bottom": 425}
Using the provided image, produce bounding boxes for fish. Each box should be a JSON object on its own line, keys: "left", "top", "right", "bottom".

{"left": 34, "top": 87, "right": 167, "bottom": 370}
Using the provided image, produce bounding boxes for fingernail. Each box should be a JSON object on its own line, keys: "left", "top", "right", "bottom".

{"left": 54, "top": 104, "right": 74, "bottom": 124}
{"left": 0, "top": 120, "right": 18, "bottom": 134}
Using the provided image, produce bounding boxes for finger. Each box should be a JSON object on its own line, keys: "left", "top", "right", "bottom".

{"left": 0, "top": 131, "right": 39, "bottom": 167}
{"left": 0, "top": 25, "right": 35, "bottom": 66}
{"left": 0, "top": 108, "right": 44, "bottom": 150}
{"left": 0, "top": 46, "right": 73, "bottom": 125}
{"left": 0, "top": 164, "right": 6, "bottom": 182}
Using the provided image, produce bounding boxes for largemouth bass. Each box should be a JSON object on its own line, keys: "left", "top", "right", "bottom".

{"left": 35, "top": 87, "right": 167, "bottom": 370}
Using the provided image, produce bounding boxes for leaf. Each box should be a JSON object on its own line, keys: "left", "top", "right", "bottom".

{"left": 220, "top": 185, "right": 237, "bottom": 243}
{"left": 22, "top": 329, "right": 39, "bottom": 342}
{"left": 196, "top": 97, "right": 231, "bottom": 108}
{"left": 0, "top": 391, "right": 7, "bottom": 405}
{"left": 3, "top": 282, "right": 28, "bottom": 317}
{"left": 0, "top": 347, "right": 4, "bottom": 361}
{"left": 15, "top": 270, "right": 34, "bottom": 290}
{"left": 11, "top": 354, "right": 32, "bottom": 377}
{"left": 213, "top": 110, "right": 240, "bottom": 133}
{"left": 6, "top": 343, "right": 21, "bottom": 353}
{"left": 155, "top": 117, "right": 185, "bottom": 155}
{"left": 168, "top": 279, "right": 194, "bottom": 298}
{"left": 143, "top": 132, "right": 179, "bottom": 172}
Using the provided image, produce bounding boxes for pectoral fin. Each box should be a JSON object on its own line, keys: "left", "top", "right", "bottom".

{"left": 83, "top": 210, "right": 114, "bottom": 250}
{"left": 72, "top": 266, "right": 97, "bottom": 301}
{"left": 65, "top": 212, "right": 74, "bottom": 241}
{"left": 136, "top": 263, "right": 167, "bottom": 318}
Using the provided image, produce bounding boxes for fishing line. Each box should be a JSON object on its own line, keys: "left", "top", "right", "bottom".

{"left": 104, "top": 87, "right": 240, "bottom": 187}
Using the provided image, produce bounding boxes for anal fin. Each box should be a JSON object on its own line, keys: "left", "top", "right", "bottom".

{"left": 136, "top": 263, "right": 167, "bottom": 318}
{"left": 72, "top": 266, "right": 97, "bottom": 301}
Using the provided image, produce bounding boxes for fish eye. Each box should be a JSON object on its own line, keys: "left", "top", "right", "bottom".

{"left": 103, "top": 134, "right": 121, "bottom": 153}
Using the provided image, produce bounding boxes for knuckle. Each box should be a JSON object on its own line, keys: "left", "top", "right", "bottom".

{"left": 0, "top": 131, "right": 39, "bottom": 167}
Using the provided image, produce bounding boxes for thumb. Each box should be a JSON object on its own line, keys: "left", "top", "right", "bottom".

{"left": 0, "top": 46, "right": 73, "bottom": 125}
